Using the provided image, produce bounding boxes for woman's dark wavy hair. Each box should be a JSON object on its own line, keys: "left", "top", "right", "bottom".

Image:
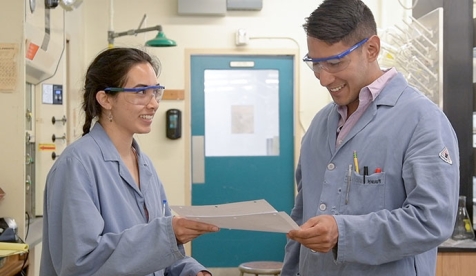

{"left": 303, "top": 0, "right": 377, "bottom": 46}
{"left": 81, "top": 47, "right": 160, "bottom": 136}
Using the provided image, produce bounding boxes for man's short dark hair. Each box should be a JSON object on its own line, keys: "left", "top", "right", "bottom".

{"left": 303, "top": 0, "right": 377, "bottom": 46}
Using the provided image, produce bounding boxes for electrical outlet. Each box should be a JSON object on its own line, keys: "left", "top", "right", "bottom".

{"left": 235, "top": 29, "right": 249, "bottom": 46}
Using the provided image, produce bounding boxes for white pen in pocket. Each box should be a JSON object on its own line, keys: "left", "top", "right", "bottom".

{"left": 345, "top": 164, "right": 352, "bottom": 205}
{"left": 162, "top": 199, "right": 167, "bottom": 216}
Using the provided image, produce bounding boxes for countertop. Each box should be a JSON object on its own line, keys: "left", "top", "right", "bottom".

{"left": 438, "top": 238, "right": 476, "bottom": 252}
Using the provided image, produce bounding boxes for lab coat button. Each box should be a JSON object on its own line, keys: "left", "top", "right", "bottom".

{"left": 319, "top": 203, "right": 327, "bottom": 211}
{"left": 327, "top": 163, "right": 335, "bottom": 170}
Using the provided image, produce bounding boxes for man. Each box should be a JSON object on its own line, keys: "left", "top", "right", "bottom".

{"left": 282, "top": 0, "right": 460, "bottom": 275}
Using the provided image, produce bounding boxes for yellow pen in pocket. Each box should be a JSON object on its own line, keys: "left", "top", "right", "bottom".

{"left": 353, "top": 151, "right": 360, "bottom": 174}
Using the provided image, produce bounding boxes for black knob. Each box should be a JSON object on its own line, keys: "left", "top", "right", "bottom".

{"left": 52, "top": 152, "right": 59, "bottom": 160}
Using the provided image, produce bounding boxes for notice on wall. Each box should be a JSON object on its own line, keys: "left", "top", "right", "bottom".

{"left": 0, "top": 43, "right": 18, "bottom": 92}
{"left": 42, "top": 83, "right": 53, "bottom": 104}
{"left": 231, "top": 105, "right": 254, "bottom": 134}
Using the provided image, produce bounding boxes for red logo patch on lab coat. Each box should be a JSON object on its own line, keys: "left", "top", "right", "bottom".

{"left": 438, "top": 147, "right": 452, "bottom": 165}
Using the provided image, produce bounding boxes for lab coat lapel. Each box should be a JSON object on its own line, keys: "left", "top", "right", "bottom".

{"left": 134, "top": 143, "right": 153, "bottom": 193}
{"left": 89, "top": 123, "right": 142, "bottom": 193}
{"left": 340, "top": 72, "right": 406, "bottom": 145}
{"left": 341, "top": 103, "right": 378, "bottom": 146}
{"left": 327, "top": 105, "right": 340, "bottom": 155}
{"left": 117, "top": 141, "right": 151, "bottom": 194}
{"left": 117, "top": 161, "right": 140, "bottom": 192}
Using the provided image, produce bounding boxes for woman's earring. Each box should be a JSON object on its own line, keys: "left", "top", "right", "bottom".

{"left": 108, "top": 111, "right": 113, "bottom": 122}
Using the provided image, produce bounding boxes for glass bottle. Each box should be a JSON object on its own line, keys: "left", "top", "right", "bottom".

{"left": 451, "top": 195, "right": 475, "bottom": 240}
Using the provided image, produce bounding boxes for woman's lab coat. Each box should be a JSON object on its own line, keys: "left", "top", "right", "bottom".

{"left": 40, "top": 123, "right": 207, "bottom": 276}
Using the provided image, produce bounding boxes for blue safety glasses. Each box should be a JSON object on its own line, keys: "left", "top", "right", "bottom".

{"left": 104, "top": 85, "right": 165, "bottom": 105}
{"left": 303, "top": 37, "right": 369, "bottom": 73}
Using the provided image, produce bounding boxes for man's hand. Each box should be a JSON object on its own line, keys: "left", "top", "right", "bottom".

{"left": 172, "top": 217, "right": 219, "bottom": 244}
{"left": 287, "top": 215, "right": 338, "bottom": 253}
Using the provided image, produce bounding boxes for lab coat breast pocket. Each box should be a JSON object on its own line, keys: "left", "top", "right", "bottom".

{"left": 344, "top": 172, "right": 386, "bottom": 215}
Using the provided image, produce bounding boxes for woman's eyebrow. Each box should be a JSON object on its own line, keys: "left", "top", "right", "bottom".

{"left": 132, "top": 83, "right": 160, "bottom": 88}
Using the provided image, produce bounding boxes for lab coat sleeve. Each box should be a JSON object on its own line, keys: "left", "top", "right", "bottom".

{"left": 43, "top": 156, "right": 185, "bottom": 276}
{"left": 164, "top": 254, "right": 210, "bottom": 276}
{"left": 333, "top": 107, "right": 459, "bottom": 265}
{"left": 282, "top": 161, "right": 303, "bottom": 276}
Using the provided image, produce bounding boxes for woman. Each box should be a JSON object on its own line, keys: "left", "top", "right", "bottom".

{"left": 40, "top": 47, "right": 219, "bottom": 276}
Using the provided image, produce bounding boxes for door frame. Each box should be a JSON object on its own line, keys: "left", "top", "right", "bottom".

{"left": 183, "top": 48, "right": 302, "bottom": 253}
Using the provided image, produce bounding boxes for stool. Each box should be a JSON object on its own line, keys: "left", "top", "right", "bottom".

{"left": 238, "top": 261, "right": 283, "bottom": 276}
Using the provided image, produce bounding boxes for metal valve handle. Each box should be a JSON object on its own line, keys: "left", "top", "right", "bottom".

{"left": 52, "top": 133, "right": 66, "bottom": 142}
{"left": 52, "top": 152, "right": 60, "bottom": 160}
{"left": 52, "top": 115, "right": 67, "bottom": 125}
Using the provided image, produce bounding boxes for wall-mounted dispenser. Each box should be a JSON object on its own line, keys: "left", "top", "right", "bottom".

{"left": 166, "top": 109, "right": 181, "bottom": 140}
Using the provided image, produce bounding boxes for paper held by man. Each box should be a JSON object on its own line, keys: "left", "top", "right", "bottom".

{"left": 170, "top": 199, "right": 300, "bottom": 233}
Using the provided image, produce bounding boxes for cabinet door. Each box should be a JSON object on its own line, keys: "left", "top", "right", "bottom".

{"left": 436, "top": 252, "right": 476, "bottom": 276}
{"left": 0, "top": 254, "right": 28, "bottom": 276}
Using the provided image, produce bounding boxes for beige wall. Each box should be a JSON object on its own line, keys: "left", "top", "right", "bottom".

{"left": 0, "top": 0, "right": 26, "bottom": 234}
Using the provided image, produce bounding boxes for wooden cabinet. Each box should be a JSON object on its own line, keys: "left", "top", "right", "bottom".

{"left": 0, "top": 254, "right": 29, "bottom": 276}
{"left": 436, "top": 251, "right": 476, "bottom": 276}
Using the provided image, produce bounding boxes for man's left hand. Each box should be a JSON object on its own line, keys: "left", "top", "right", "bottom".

{"left": 287, "top": 215, "right": 338, "bottom": 253}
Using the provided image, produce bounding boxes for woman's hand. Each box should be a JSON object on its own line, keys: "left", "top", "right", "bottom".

{"left": 172, "top": 216, "right": 219, "bottom": 244}
{"left": 197, "top": 271, "right": 212, "bottom": 276}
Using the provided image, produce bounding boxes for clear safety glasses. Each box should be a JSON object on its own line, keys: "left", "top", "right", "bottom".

{"left": 303, "top": 37, "right": 369, "bottom": 74}
{"left": 104, "top": 85, "right": 165, "bottom": 105}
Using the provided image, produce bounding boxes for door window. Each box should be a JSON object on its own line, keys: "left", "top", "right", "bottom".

{"left": 204, "top": 69, "right": 280, "bottom": 156}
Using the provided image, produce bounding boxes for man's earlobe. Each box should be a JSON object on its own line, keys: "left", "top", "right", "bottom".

{"left": 367, "top": 35, "right": 381, "bottom": 62}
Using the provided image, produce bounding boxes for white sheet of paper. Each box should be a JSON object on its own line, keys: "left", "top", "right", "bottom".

{"left": 170, "top": 199, "right": 300, "bottom": 233}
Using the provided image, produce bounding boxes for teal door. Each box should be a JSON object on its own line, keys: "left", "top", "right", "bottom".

{"left": 191, "top": 55, "right": 295, "bottom": 267}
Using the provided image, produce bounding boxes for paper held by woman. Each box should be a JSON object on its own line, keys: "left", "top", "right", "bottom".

{"left": 170, "top": 199, "right": 300, "bottom": 233}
